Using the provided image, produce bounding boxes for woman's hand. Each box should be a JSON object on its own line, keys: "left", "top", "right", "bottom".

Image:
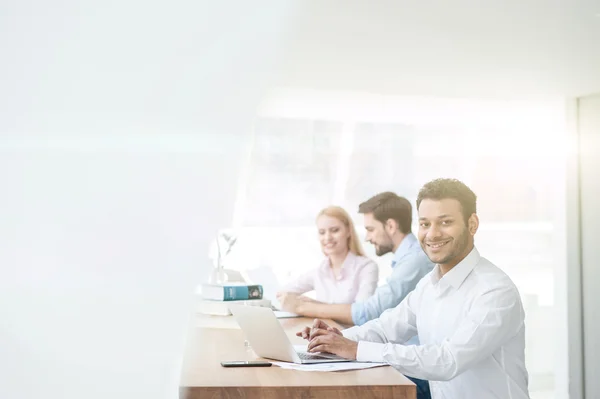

{"left": 297, "top": 295, "right": 320, "bottom": 303}
{"left": 276, "top": 292, "right": 302, "bottom": 312}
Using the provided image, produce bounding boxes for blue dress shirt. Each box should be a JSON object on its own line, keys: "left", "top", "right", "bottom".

{"left": 351, "top": 233, "right": 434, "bottom": 326}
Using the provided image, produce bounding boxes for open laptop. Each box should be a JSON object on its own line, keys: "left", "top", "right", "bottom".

{"left": 229, "top": 305, "right": 350, "bottom": 364}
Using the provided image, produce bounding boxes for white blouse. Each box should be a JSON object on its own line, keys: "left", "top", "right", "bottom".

{"left": 282, "top": 252, "right": 379, "bottom": 304}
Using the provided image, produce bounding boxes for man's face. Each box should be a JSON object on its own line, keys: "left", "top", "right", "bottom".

{"left": 417, "top": 198, "right": 477, "bottom": 267}
{"left": 363, "top": 213, "right": 395, "bottom": 256}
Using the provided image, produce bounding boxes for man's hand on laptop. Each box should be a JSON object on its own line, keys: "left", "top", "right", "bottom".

{"left": 296, "top": 318, "right": 342, "bottom": 341}
{"left": 306, "top": 328, "right": 358, "bottom": 360}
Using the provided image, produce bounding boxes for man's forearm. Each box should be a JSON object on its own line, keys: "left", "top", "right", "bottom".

{"left": 297, "top": 302, "right": 354, "bottom": 325}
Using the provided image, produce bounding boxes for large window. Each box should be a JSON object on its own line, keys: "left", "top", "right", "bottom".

{"left": 225, "top": 90, "right": 568, "bottom": 399}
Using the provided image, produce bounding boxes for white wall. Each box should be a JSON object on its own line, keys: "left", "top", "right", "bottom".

{"left": 0, "top": 137, "right": 247, "bottom": 399}
{"left": 0, "top": 2, "right": 299, "bottom": 399}
{"left": 277, "top": 1, "right": 600, "bottom": 98}
{"left": 578, "top": 93, "right": 600, "bottom": 399}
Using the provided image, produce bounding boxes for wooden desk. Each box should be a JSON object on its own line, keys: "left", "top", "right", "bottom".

{"left": 180, "top": 313, "right": 415, "bottom": 399}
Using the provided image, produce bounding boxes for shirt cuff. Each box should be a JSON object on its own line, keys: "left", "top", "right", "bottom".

{"left": 356, "top": 341, "right": 386, "bottom": 363}
{"left": 342, "top": 326, "right": 359, "bottom": 340}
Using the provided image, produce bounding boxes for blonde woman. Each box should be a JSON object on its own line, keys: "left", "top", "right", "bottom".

{"left": 277, "top": 206, "right": 379, "bottom": 306}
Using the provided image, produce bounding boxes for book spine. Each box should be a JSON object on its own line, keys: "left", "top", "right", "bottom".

{"left": 223, "top": 285, "right": 263, "bottom": 301}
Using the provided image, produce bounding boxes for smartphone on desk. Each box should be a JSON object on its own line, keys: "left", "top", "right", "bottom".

{"left": 221, "top": 361, "right": 272, "bottom": 368}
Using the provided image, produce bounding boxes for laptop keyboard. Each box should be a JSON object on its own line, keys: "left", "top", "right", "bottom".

{"left": 297, "top": 352, "right": 336, "bottom": 360}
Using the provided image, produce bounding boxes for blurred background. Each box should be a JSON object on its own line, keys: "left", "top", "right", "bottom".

{"left": 1, "top": 1, "right": 599, "bottom": 399}
{"left": 224, "top": 92, "right": 568, "bottom": 398}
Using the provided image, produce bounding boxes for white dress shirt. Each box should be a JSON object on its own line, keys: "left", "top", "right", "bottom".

{"left": 343, "top": 247, "right": 529, "bottom": 399}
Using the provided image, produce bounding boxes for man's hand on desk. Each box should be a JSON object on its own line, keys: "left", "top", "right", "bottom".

{"left": 295, "top": 318, "right": 357, "bottom": 360}
{"left": 306, "top": 328, "right": 358, "bottom": 360}
{"left": 296, "top": 318, "right": 342, "bottom": 340}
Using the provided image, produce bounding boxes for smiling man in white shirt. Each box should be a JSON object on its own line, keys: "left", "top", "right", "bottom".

{"left": 298, "top": 178, "right": 530, "bottom": 399}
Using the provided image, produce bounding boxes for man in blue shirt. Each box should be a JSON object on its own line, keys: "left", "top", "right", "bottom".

{"left": 279, "top": 192, "right": 433, "bottom": 398}
{"left": 280, "top": 192, "right": 433, "bottom": 325}
{"left": 352, "top": 192, "right": 435, "bottom": 327}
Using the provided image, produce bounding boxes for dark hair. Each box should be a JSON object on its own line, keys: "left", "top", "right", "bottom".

{"left": 358, "top": 192, "right": 412, "bottom": 234}
{"left": 416, "top": 178, "right": 477, "bottom": 223}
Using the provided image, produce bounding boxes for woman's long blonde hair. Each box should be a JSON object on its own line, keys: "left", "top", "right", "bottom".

{"left": 317, "top": 206, "right": 365, "bottom": 257}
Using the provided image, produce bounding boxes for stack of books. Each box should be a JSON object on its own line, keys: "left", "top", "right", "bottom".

{"left": 197, "top": 282, "right": 271, "bottom": 316}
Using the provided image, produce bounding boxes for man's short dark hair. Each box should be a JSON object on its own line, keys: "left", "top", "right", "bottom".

{"left": 416, "top": 178, "right": 477, "bottom": 223}
{"left": 358, "top": 192, "right": 412, "bottom": 234}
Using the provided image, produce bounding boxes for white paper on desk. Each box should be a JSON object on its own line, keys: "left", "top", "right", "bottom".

{"left": 274, "top": 310, "right": 301, "bottom": 318}
{"left": 278, "top": 345, "right": 387, "bottom": 371}
{"left": 271, "top": 361, "right": 387, "bottom": 372}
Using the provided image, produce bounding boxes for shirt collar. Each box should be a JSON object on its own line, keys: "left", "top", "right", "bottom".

{"left": 391, "top": 233, "right": 419, "bottom": 268}
{"left": 429, "top": 247, "right": 481, "bottom": 290}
